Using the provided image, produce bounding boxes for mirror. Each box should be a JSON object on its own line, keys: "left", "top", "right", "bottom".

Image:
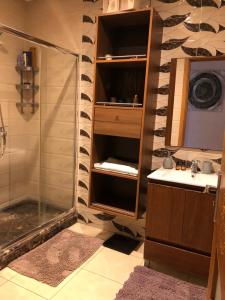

{"left": 166, "top": 57, "right": 225, "bottom": 151}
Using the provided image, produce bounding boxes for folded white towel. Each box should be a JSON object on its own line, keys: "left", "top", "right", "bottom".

{"left": 94, "top": 157, "right": 138, "bottom": 176}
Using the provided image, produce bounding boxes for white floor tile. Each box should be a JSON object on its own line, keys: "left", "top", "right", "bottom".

{"left": 0, "top": 281, "right": 44, "bottom": 300}
{"left": 52, "top": 269, "right": 122, "bottom": 300}
{"left": 0, "top": 267, "right": 18, "bottom": 280}
{"left": 84, "top": 247, "right": 144, "bottom": 284}
{"left": 10, "top": 268, "right": 80, "bottom": 299}
{"left": 0, "top": 276, "right": 7, "bottom": 286}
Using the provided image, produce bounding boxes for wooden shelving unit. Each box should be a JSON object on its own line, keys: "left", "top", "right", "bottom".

{"left": 88, "top": 9, "right": 162, "bottom": 218}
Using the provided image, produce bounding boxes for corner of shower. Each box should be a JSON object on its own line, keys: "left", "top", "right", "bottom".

{"left": 0, "top": 25, "right": 79, "bottom": 265}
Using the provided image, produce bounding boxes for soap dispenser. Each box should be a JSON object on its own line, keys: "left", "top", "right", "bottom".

{"left": 163, "top": 151, "right": 173, "bottom": 169}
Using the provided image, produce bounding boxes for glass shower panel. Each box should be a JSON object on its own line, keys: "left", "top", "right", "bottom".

{"left": 39, "top": 47, "right": 77, "bottom": 220}
{"left": 0, "top": 31, "right": 77, "bottom": 248}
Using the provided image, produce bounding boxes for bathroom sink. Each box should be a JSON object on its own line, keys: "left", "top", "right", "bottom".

{"left": 147, "top": 168, "right": 218, "bottom": 188}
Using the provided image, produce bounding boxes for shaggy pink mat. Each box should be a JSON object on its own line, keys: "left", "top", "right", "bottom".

{"left": 116, "top": 266, "right": 206, "bottom": 300}
{"left": 9, "top": 229, "right": 102, "bottom": 287}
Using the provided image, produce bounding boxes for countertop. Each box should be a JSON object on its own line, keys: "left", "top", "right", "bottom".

{"left": 147, "top": 167, "right": 218, "bottom": 188}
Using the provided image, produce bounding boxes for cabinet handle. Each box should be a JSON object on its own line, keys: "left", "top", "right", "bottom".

{"left": 213, "top": 172, "right": 222, "bottom": 223}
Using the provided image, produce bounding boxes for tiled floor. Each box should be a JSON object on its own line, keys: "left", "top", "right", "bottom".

{"left": 0, "top": 223, "right": 144, "bottom": 300}
{"left": 0, "top": 223, "right": 207, "bottom": 300}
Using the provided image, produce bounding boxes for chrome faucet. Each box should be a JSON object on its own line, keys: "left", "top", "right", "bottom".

{"left": 191, "top": 160, "right": 199, "bottom": 177}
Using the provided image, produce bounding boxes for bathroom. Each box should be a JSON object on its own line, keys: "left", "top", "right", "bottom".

{"left": 0, "top": 0, "right": 224, "bottom": 299}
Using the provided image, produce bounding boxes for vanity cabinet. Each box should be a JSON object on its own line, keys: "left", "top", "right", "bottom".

{"left": 182, "top": 190, "right": 214, "bottom": 253}
{"left": 145, "top": 181, "right": 216, "bottom": 276}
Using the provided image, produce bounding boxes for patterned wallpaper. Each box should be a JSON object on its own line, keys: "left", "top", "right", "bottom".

{"left": 76, "top": 0, "right": 224, "bottom": 239}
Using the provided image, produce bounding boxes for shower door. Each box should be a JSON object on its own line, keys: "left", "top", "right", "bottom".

{"left": 0, "top": 31, "right": 77, "bottom": 248}
{"left": 39, "top": 47, "right": 77, "bottom": 222}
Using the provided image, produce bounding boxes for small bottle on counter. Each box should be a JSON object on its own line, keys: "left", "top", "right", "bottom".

{"left": 175, "top": 161, "right": 181, "bottom": 170}
{"left": 181, "top": 161, "right": 186, "bottom": 171}
{"left": 163, "top": 151, "right": 173, "bottom": 169}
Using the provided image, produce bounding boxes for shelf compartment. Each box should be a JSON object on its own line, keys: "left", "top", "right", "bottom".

{"left": 91, "top": 172, "right": 137, "bottom": 214}
{"left": 92, "top": 168, "right": 138, "bottom": 180}
{"left": 97, "top": 10, "right": 150, "bottom": 58}
{"left": 92, "top": 135, "right": 140, "bottom": 166}
{"left": 95, "top": 63, "right": 146, "bottom": 106}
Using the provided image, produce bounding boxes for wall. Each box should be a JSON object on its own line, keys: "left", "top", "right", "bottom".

{"left": 152, "top": 0, "right": 224, "bottom": 170}
{"left": 0, "top": 0, "right": 26, "bottom": 31}
{"left": 25, "top": 0, "right": 82, "bottom": 210}
{"left": 0, "top": 0, "right": 28, "bottom": 208}
{"left": 25, "top": 0, "right": 82, "bottom": 54}
{"left": 0, "top": 33, "right": 26, "bottom": 207}
{"left": 77, "top": 0, "right": 224, "bottom": 238}
{"left": 0, "top": 35, "right": 43, "bottom": 208}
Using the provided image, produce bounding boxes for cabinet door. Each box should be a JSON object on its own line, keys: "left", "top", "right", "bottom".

{"left": 182, "top": 190, "right": 215, "bottom": 254}
{"left": 146, "top": 183, "right": 185, "bottom": 244}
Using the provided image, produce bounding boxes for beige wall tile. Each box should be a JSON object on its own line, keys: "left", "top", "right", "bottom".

{"left": 42, "top": 122, "right": 74, "bottom": 139}
{"left": 42, "top": 137, "right": 74, "bottom": 156}
{"left": 0, "top": 187, "right": 10, "bottom": 205}
{"left": 42, "top": 154, "right": 74, "bottom": 173}
{"left": 41, "top": 184, "right": 73, "bottom": 209}
{"left": 41, "top": 168, "right": 74, "bottom": 190}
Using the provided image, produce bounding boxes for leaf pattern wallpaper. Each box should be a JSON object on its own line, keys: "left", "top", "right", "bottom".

{"left": 76, "top": 0, "right": 224, "bottom": 239}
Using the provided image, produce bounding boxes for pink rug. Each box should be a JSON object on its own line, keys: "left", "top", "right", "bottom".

{"left": 115, "top": 266, "right": 206, "bottom": 300}
{"left": 9, "top": 229, "right": 102, "bottom": 287}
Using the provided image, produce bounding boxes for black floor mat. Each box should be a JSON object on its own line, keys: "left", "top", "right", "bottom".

{"left": 103, "top": 233, "right": 140, "bottom": 255}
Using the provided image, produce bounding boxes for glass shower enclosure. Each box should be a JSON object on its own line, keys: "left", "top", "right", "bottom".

{"left": 0, "top": 26, "right": 78, "bottom": 248}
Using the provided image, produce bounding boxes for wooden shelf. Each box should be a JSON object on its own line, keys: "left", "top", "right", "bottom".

{"left": 90, "top": 203, "right": 136, "bottom": 218}
{"left": 94, "top": 104, "right": 143, "bottom": 110}
{"left": 92, "top": 168, "right": 138, "bottom": 180}
{"left": 96, "top": 58, "right": 147, "bottom": 68}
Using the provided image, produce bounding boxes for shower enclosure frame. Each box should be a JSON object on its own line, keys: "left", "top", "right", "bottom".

{"left": 0, "top": 23, "right": 80, "bottom": 267}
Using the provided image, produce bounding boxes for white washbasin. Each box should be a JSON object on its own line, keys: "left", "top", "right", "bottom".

{"left": 147, "top": 167, "right": 218, "bottom": 188}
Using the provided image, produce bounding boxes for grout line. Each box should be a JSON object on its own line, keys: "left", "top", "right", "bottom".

{"left": 81, "top": 269, "right": 124, "bottom": 285}
{"left": 0, "top": 269, "right": 18, "bottom": 281}
{"left": 80, "top": 246, "right": 105, "bottom": 268}
{"left": 48, "top": 268, "right": 84, "bottom": 300}
{"left": 48, "top": 248, "right": 105, "bottom": 299}
{"left": 0, "top": 276, "right": 8, "bottom": 287}
{"left": 5, "top": 280, "right": 47, "bottom": 300}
